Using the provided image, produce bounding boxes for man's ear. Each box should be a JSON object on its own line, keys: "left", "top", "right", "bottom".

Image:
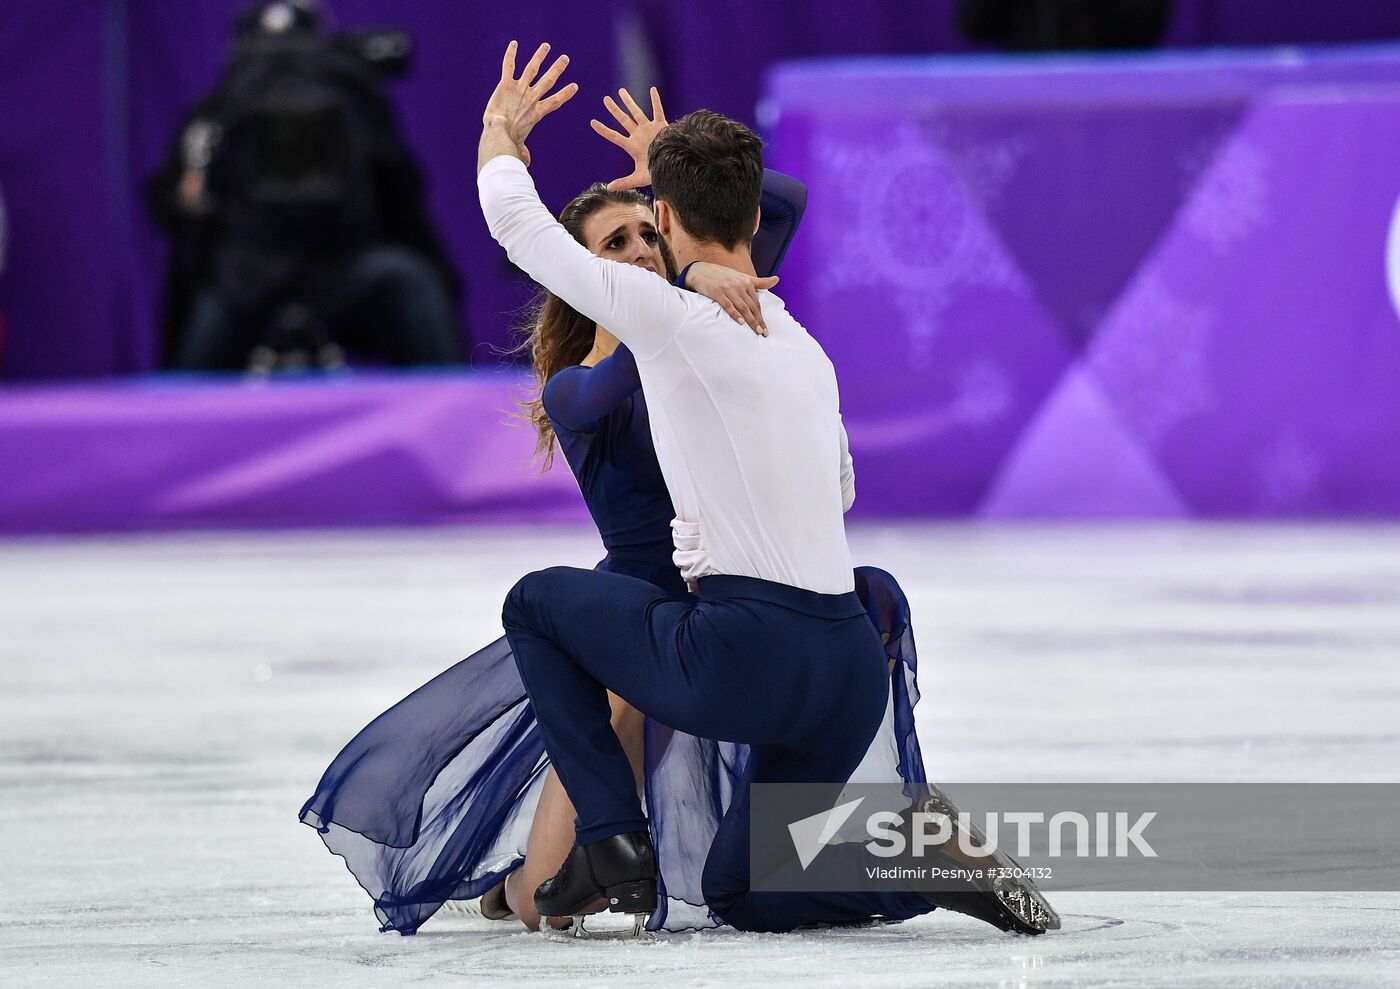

{"left": 753, "top": 208, "right": 762, "bottom": 239}
{"left": 655, "top": 200, "right": 673, "bottom": 238}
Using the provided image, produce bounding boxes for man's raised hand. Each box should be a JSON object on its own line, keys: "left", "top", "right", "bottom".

{"left": 481, "top": 41, "right": 578, "bottom": 167}
{"left": 590, "top": 87, "right": 667, "bottom": 190}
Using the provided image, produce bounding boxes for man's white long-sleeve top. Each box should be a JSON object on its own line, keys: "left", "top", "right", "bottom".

{"left": 479, "top": 155, "right": 855, "bottom": 594}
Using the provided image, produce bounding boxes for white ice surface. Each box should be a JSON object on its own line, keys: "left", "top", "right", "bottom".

{"left": 2, "top": 523, "right": 1399, "bottom": 988}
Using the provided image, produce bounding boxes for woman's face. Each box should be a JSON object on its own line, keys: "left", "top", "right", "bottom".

{"left": 580, "top": 202, "right": 667, "bottom": 275}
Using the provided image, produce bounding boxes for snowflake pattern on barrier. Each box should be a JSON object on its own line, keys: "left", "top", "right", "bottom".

{"left": 927, "top": 123, "right": 1030, "bottom": 210}
{"left": 1179, "top": 139, "right": 1270, "bottom": 256}
{"left": 812, "top": 123, "right": 1026, "bottom": 368}
{"left": 1090, "top": 275, "right": 1216, "bottom": 443}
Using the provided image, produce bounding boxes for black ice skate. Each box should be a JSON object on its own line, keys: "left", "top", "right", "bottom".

{"left": 909, "top": 787, "right": 1061, "bottom": 936}
{"left": 534, "top": 831, "right": 657, "bottom": 939}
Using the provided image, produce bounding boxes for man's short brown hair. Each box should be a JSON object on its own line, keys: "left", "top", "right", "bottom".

{"left": 647, "top": 109, "right": 763, "bottom": 250}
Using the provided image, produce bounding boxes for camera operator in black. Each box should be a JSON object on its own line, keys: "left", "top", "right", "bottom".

{"left": 148, "top": 0, "right": 464, "bottom": 371}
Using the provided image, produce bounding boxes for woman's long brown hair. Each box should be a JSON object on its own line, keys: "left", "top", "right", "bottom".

{"left": 517, "top": 183, "right": 677, "bottom": 469}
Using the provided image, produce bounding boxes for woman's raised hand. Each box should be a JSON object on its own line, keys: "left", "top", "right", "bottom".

{"left": 685, "top": 263, "right": 779, "bottom": 336}
{"left": 591, "top": 87, "right": 668, "bottom": 191}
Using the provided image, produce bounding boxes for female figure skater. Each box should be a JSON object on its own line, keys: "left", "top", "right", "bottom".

{"left": 299, "top": 89, "right": 929, "bottom": 935}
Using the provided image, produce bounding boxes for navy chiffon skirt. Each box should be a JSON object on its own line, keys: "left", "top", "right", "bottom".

{"left": 299, "top": 563, "right": 928, "bottom": 934}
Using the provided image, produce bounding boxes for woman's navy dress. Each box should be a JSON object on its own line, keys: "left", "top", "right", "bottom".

{"left": 298, "top": 172, "right": 930, "bottom": 933}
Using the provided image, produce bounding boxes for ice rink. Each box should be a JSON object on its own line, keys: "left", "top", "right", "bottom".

{"left": 3, "top": 523, "right": 1399, "bottom": 988}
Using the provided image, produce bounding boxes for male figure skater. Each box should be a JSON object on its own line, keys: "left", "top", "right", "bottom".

{"left": 477, "top": 41, "right": 1050, "bottom": 936}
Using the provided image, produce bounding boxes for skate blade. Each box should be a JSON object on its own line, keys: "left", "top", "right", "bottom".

{"left": 541, "top": 914, "right": 654, "bottom": 942}
{"left": 1024, "top": 884, "right": 1061, "bottom": 931}
{"left": 992, "top": 878, "right": 1055, "bottom": 935}
{"left": 919, "top": 785, "right": 1061, "bottom": 932}
{"left": 987, "top": 869, "right": 1059, "bottom": 932}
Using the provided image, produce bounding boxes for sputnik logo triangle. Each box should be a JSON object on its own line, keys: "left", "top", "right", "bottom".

{"left": 787, "top": 797, "right": 866, "bottom": 870}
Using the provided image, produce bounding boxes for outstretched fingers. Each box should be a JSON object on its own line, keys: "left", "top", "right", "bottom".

{"left": 617, "top": 87, "right": 647, "bottom": 123}
{"left": 535, "top": 81, "right": 579, "bottom": 119}
{"left": 594, "top": 83, "right": 666, "bottom": 189}
{"left": 590, "top": 118, "right": 629, "bottom": 148}
{"left": 602, "top": 94, "right": 635, "bottom": 131}
{"left": 487, "top": 40, "right": 575, "bottom": 167}
{"left": 530, "top": 53, "right": 571, "bottom": 98}
{"left": 518, "top": 42, "right": 551, "bottom": 87}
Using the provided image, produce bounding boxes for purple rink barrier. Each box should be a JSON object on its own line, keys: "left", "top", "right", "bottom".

{"left": 0, "top": 373, "right": 587, "bottom": 535}
{"left": 764, "top": 46, "right": 1400, "bottom": 517}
